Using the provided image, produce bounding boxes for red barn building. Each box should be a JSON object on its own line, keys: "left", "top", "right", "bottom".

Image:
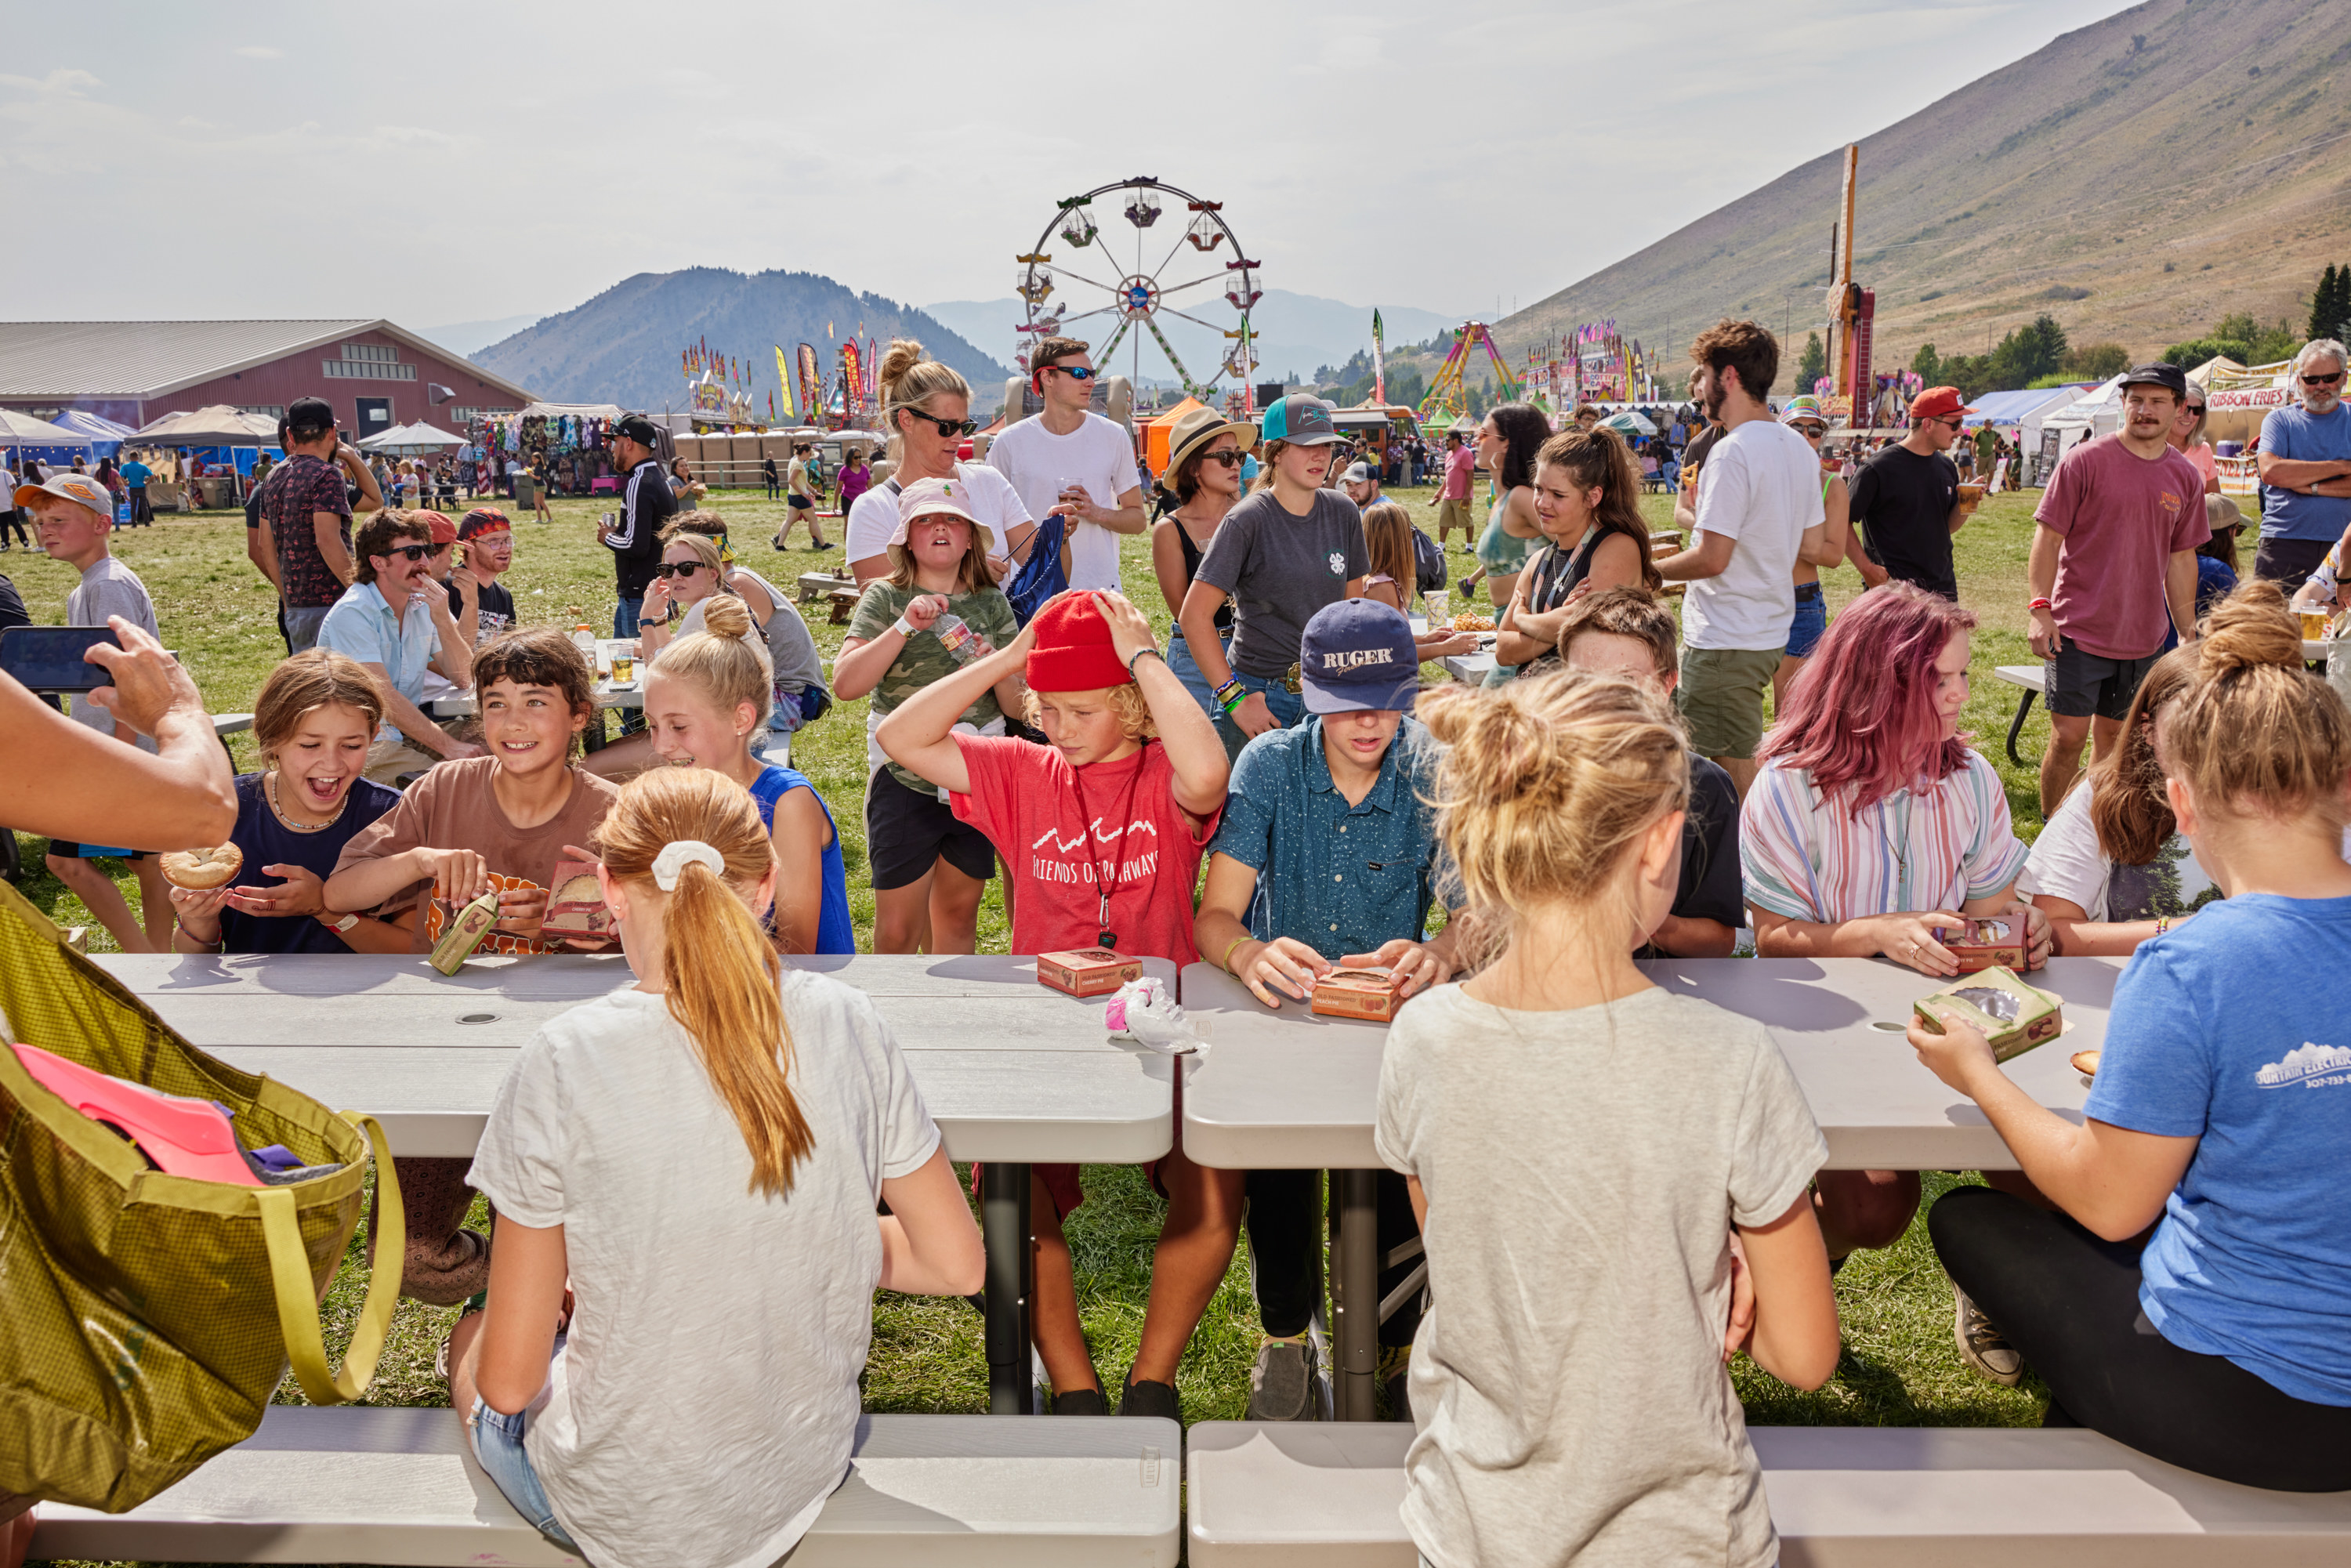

{"left": 0, "top": 319, "right": 536, "bottom": 440}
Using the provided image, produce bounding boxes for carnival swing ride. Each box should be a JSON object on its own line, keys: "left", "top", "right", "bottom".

{"left": 1414, "top": 321, "right": 1519, "bottom": 428}
{"left": 1016, "top": 176, "right": 1262, "bottom": 407}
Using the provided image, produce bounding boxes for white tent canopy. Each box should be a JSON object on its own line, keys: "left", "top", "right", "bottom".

{"left": 125, "top": 404, "right": 281, "bottom": 446}
{"left": 360, "top": 422, "right": 465, "bottom": 451}
{"left": 1601, "top": 410, "right": 1657, "bottom": 436}
{"left": 0, "top": 408, "right": 96, "bottom": 447}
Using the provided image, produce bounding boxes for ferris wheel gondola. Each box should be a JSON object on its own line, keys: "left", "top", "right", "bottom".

{"left": 1016, "top": 176, "right": 1260, "bottom": 406}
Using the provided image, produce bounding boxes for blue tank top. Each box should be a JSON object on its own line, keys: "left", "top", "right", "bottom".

{"left": 749, "top": 765, "right": 856, "bottom": 954}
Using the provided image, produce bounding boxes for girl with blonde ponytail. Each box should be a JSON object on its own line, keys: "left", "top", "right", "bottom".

{"left": 449, "top": 766, "right": 982, "bottom": 1566}
{"left": 1375, "top": 670, "right": 1839, "bottom": 1567}
{"left": 1918, "top": 580, "right": 2351, "bottom": 1493}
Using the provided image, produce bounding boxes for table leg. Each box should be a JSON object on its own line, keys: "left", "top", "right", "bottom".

{"left": 1331, "top": 1168, "right": 1379, "bottom": 1422}
{"left": 583, "top": 709, "right": 609, "bottom": 755}
{"left": 981, "top": 1161, "right": 1036, "bottom": 1414}
{"left": 2005, "top": 688, "right": 2038, "bottom": 768}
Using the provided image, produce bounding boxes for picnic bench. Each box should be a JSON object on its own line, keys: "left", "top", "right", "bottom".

{"left": 1185, "top": 1421, "right": 2351, "bottom": 1566}
{"left": 32, "top": 1407, "right": 1181, "bottom": 1566}
{"left": 1997, "top": 646, "right": 2327, "bottom": 767}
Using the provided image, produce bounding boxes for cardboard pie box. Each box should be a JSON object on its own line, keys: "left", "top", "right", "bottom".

{"left": 429, "top": 891, "right": 503, "bottom": 976}
{"left": 1937, "top": 916, "right": 2028, "bottom": 973}
{"left": 1913, "top": 966, "right": 2063, "bottom": 1062}
{"left": 1311, "top": 965, "right": 1406, "bottom": 1022}
{"left": 1038, "top": 948, "right": 1143, "bottom": 998}
{"left": 540, "top": 859, "right": 612, "bottom": 943}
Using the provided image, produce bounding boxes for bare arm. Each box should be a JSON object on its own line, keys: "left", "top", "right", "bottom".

{"left": 1150, "top": 520, "right": 1191, "bottom": 620}
{"left": 1732, "top": 1192, "right": 1841, "bottom": 1389}
{"left": 0, "top": 621, "right": 237, "bottom": 848}
{"left": 2029, "top": 892, "right": 2187, "bottom": 958}
{"left": 423, "top": 592, "right": 473, "bottom": 686}
{"left": 2165, "top": 548, "right": 2197, "bottom": 641}
{"left": 470, "top": 1216, "right": 567, "bottom": 1414}
{"left": 355, "top": 661, "right": 476, "bottom": 760}
{"left": 246, "top": 520, "right": 281, "bottom": 589}
{"left": 1751, "top": 884, "right": 2049, "bottom": 976}
{"left": 872, "top": 621, "right": 1038, "bottom": 798}
{"left": 1795, "top": 520, "right": 1836, "bottom": 567}
{"left": 2027, "top": 523, "right": 2065, "bottom": 657}
{"left": 312, "top": 512, "right": 354, "bottom": 588}
{"left": 337, "top": 444, "right": 383, "bottom": 515}
{"left": 1102, "top": 594, "right": 1226, "bottom": 816}
{"left": 1817, "top": 476, "right": 1850, "bottom": 571}
{"left": 877, "top": 1146, "right": 987, "bottom": 1295}
{"left": 2256, "top": 450, "right": 2351, "bottom": 491}
{"left": 767, "top": 787, "right": 835, "bottom": 956}
{"left": 1946, "top": 494, "right": 1969, "bottom": 537}
{"left": 1081, "top": 484, "right": 1149, "bottom": 538}
{"left": 849, "top": 552, "right": 892, "bottom": 585}
{"left": 1909, "top": 1011, "right": 2198, "bottom": 1240}
{"left": 1654, "top": 530, "right": 1734, "bottom": 582}
{"left": 1646, "top": 912, "right": 1738, "bottom": 958}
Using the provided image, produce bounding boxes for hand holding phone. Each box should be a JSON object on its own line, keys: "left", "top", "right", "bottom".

{"left": 88, "top": 619, "right": 210, "bottom": 740}
{"left": 0, "top": 626, "right": 121, "bottom": 693}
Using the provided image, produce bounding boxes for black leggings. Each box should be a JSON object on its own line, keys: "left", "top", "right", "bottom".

{"left": 1930, "top": 1186, "right": 2351, "bottom": 1491}
{"left": 1245, "top": 1168, "right": 1423, "bottom": 1349}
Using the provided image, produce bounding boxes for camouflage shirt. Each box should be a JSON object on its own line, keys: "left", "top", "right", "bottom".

{"left": 847, "top": 581, "right": 1020, "bottom": 795}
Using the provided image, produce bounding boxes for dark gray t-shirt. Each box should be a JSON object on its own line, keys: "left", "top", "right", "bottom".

{"left": 1190, "top": 488, "right": 1369, "bottom": 679}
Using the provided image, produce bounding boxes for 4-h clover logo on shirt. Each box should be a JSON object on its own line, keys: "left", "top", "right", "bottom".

{"left": 1328, "top": 551, "right": 1346, "bottom": 576}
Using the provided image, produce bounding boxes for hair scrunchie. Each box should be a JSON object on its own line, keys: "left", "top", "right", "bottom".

{"left": 651, "top": 839, "right": 725, "bottom": 891}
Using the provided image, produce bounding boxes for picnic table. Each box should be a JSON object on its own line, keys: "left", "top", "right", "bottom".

{"left": 92, "top": 951, "right": 1176, "bottom": 1415}
{"left": 1177, "top": 954, "right": 2122, "bottom": 1421}
{"left": 429, "top": 639, "right": 642, "bottom": 751}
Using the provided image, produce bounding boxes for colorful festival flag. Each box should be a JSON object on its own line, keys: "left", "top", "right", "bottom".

{"left": 774, "top": 346, "right": 796, "bottom": 420}
{"left": 1371, "top": 309, "right": 1386, "bottom": 407}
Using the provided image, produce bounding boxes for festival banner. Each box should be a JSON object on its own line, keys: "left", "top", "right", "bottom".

{"left": 1371, "top": 309, "right": 1386, "bottom": 406}
{"left": 797, "top": 344, "right": 822, "bottom": 424}
{"left": 774, "top": 346, "right": 797, "bottom": 420}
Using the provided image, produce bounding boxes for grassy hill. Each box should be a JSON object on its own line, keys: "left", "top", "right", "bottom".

{"left": 1492, "top": 0, "right": 2351, "bottom": 386}
{"left": 471, "top": 266, "right": 1012, "bottom": 418}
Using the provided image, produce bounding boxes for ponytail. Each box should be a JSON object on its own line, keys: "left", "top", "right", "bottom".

{"left": 596, "top": 768, "right": 812, "bottom": 1196}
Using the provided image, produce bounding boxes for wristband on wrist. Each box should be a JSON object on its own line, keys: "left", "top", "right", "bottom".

{"left": 890, "top": 614, "right": 918, "bottom": 639}
{"left": 1219, "top": 935, "right": 1251, "bottom": 976}
{"left": 1125, "top": 646, "right": 1164, "bottom": 677}
{"left": 1219, "top": 690, "right": 1250, "bottom": 715}
{"left": 2028, "top": 596, "right": 2052, "bottom": 611}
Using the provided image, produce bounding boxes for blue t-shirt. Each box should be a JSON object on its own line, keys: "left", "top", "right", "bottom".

{"left": 219, "top": 773, "right": 401, "bottom": 954}
{"left": 2084, "top": 893, "right": 2351, "bottom": 1405}
{"left": 748, "top": 765, "right": 854, "bottom": 954}
{"left": 2255, "top": 402, "right": 2351, "bottom": 543}
{"left": 119, "top": 461, "right": 152, "bottom": 487}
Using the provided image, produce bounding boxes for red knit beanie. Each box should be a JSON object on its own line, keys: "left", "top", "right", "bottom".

{"left": 1024, "top": 593, "right": 1132, "bottom": 693}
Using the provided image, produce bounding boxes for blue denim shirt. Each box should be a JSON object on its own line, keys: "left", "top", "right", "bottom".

{"left": 1209, "top": 715, "right": 1442, "bottom": 956}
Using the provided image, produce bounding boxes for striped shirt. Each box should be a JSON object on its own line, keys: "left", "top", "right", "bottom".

{"left": 1740, "top": 750, "right": 2029, "bottom": 922}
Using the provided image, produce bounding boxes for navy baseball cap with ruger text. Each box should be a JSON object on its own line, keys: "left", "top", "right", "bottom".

{"left": 1259, "top": 393, "right": 1346, "bottom": 447}
{"left": 1300, "top": 599, "right": 1420, "bottom": 714}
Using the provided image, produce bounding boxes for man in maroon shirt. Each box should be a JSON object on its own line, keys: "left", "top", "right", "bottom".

{"left": 2028, "top": 364, "right": 2211, "bottom": 814}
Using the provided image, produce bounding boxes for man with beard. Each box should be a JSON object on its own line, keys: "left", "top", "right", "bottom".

{"left": 1847, "top": 387, "right": 1972, "bottom": 599}
{"left": 2252, "top": 338, "right": 2351, "bottom": 589}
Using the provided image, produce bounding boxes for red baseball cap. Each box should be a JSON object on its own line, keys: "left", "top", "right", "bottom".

{"left": 1910, "top": 386, "right": 1976, "bottom": 421}
{"left": 413, "top": 509, "right": 458, "bottom": 545}
{"left": 1024, "top": 593, "right": 1132, "bottom": 693}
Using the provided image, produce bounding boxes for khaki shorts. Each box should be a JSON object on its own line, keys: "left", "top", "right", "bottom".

{"left": 1436, "top": 498, "right": 1473, "bottom": 536}
{"left": 1677, "top": 645, "right": 1782, "bottom": 760}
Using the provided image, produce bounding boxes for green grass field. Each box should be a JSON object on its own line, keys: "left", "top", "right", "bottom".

{"left": 13, "top": 483, "right": 2067, "bottom": 1566}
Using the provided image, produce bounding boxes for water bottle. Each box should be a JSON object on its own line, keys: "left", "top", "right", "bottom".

{"left": 930, "top": 611, "right": 985, "bottom": 665}
{"left": 571, "top": 624, "right": 598, "bottom": 663}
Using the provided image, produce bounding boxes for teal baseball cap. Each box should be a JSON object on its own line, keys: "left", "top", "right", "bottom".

{"left": 1259, "top": 393, "right": 1345, "bottom": 447}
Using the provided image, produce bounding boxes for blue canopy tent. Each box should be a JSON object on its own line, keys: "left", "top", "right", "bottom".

{"left": 48, "top": 409, "right": 136, "bottom": 458}
{"left": 0, "top": 407, "right": 96, "bottom": 469}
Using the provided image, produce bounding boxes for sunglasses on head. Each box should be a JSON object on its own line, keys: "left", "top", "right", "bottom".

{"left": 652, "top": 560, "right": 710, "bottom": 579}
{"left": 1046, "top": 364, "right": 1098, "bottom": 382}
{"left": 907, "top": 414, "right": 980, "bottom": 438}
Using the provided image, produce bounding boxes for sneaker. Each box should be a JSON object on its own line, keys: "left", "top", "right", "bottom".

{"left": 1050, "top": 1386, "right": 1108, "bottom": 1416}
{"left": 1377, "top": 1345, "right": 1412, "bottom": 1422}
{"left": 1953, "top": 1285, "right": 2023, "bottom": 1385}
{"left": 1245, "top": 1338, "right": 1324, "bottom": 1421}
{"left": 1118, "top": 1374, "right": 1181, "bottom": 1422}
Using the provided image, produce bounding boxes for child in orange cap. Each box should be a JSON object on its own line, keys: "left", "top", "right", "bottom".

{"left": 878, "top": 588, "right": 1235, "bottom": 1420}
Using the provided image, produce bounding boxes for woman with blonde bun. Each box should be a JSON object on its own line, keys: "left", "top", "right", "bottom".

{"left": 844, "top": 339, "right": 1036, "bottom": 588}
{"left": 1918, "top": 580, "right": 2351, "bottom": 1492}
{"left": 1376, "top": 669, "right": 1839, "bottom": 1568}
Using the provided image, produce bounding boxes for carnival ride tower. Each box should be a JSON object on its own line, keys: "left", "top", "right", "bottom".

{"left": 1415, "top": 322, "right": 1520, "bottom": 428}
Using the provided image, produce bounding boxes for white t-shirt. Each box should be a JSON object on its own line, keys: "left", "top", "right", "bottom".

{"left": 985, "top": 411, "right": 1139, "bottom": 591}
{"left": 467, "top": 973, "right": 940, "bottom": 1568}
{"left": 1682, "top": 418, "right": 1824, "bottom": 650}
{"left": 2019, "top": 784, "right": 2351, "bottom": 922}
{"left": 844, "top": 462, "right": 1031, "bottom": 574}
{"left": 1376, "top": 984, "right": 1825, "bottom": 1568}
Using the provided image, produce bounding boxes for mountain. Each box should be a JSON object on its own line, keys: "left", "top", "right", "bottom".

{"left": 470, "top": 269, "right": 1013, "bottom": 417}
{"left": 920, "top": 291, "right": 1462, "bottom": 389}
{"left": 418, "top": 314, "right": 542, "bottom": 358}
{"left": 1493, "top": 0, "right": 2351, "bottom": 389}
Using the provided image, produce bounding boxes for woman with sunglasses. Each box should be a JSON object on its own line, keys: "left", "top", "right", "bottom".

{"left": 1149, "top": 404, "right": 1257, "bottom": 718}
{"left": 846, "top": 340, "right": 1036, "bottom": 588}
{"left": 2169, "top": 389, "right": 2219, "bottom": 497}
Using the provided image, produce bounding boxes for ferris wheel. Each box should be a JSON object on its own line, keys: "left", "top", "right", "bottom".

{"left": 1015, "top": 176, "right": 1262, "bottom": 404}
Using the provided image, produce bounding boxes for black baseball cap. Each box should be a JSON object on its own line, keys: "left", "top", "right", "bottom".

{"left": 2121, "top": 363, "right": 2188, "bottom": 399}
{"left": 287, "top": 396, "right": 335, "bottom": 437}
{"left": 613, "top": 414, "right": 661, "bottom": 447}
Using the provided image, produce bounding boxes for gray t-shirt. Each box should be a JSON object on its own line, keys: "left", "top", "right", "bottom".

{"left": 1190, "top": 487, "right": 1369, "bottom": 678}
{"left": 67, "top": 555, "right": 160, "bottom": 748}
{"left": 1375, "top": 983, "right": 1826, "bottom": 1568}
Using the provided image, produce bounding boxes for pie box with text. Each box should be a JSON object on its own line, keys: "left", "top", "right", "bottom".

{"left": 1936, "top": 916, "right": 2029, "bottom": 973}
{"left": 1037, "top": 948, "right": 1144, "bottom": 998}
{"left": 1912, "top": 966, "right": 2063, "bottom": 1062}
{"left": 1311, "top": 965, "right": 1407, "bottom": 1021}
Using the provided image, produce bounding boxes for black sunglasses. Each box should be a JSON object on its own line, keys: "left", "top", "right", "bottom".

{"left": 906, "top": 414, "right": 980, "bottom": 438}
{"left": 1046, "top": 364, "right": 1098, "bottom": 382}
{"left": 1197, "top": 449, "right": 1245, "bottom": 466}
{"left": 384, "top": 543, "right": 434, "bottom": 563}
{"left": 652, "top": 560, "right": 711, "bottom": 579}
{"left": 2302, "top": 371, "right": 2346, "bottom": 386}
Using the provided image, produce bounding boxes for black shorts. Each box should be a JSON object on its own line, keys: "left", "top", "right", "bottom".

{"left": 864, "top": 766, "right": 998, "bottom": 891}
{"left": 2045, "top": 643, "right": 2157, "bottom": 722}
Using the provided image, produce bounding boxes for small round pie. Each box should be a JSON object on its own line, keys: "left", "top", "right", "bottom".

{"left": 160, "top": 843, "right": 244, "bottom": 890}
{"left": 2070, "top": 1048, "right": 2101, "bottom": 1077}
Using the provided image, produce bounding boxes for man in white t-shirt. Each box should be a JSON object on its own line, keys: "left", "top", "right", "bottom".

{"left": 985, "top": 335, "right": 1146, "bottom": 592}
{"left": 1655, "top": 320, "right": 1831, "bottom": 797}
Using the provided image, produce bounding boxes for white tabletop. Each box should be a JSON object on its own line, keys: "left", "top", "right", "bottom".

{"left": 1178, "top": 957, "right": 2121, "bottom": 1172}
{"left": 1440, "top": 650, "right": 1497, "bottom": 683}
{"left": 431, "top": 639, "right": 644, "bottom": 715}
{"left": 94, "top": 953, "right": 1175, "bottom": 1164}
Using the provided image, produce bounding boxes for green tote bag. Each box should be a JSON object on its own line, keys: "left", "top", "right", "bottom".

{"left": 0, "top": 880, "right": 404, "bottom": 1512}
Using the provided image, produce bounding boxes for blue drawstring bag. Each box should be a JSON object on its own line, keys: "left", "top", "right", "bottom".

{"left": 1005, "top": 512, "right": 1068, "bottom": 627}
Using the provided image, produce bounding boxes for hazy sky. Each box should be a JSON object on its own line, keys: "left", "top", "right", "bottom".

{"left": 2, "top": 0, "right": 2135, "bottom": 328}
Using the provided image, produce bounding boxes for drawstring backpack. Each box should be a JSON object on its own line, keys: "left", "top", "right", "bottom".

{"left": 0, "top": 882, "right": 403, "bottom": 1512}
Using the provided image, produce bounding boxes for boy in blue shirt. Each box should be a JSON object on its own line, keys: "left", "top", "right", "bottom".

{"left": 1194, "top": 599, "right": 1463, "bottom": 1421}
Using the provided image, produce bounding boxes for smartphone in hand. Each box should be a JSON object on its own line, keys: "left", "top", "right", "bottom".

{"left": 0, "top": 626, "right": 122, "bottom": 693}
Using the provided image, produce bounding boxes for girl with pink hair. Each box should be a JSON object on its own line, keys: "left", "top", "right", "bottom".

{"left": 1738, "top": 582, "right": 2050, "bottom": 1381}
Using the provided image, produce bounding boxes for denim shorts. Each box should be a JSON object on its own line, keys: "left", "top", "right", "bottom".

{"left": 1165, "top": 628, "right": 1229, "bottom": 722}
{"left": 468, "top": 1396, "right": 580, "bottom": 1552}
{"left": 1784, "top": 581, "right": 1828, "bottom": 658}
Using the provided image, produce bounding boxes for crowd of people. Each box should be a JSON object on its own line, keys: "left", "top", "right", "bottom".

{"left": 4, "top": 324, "right": 2349, "bottom": 1568}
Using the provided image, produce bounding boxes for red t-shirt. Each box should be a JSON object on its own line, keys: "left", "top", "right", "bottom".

{"left": 950, "top": 735, "right": 1220, "bottom": 965}
{"left": 2034, "top": 434, "right": 2210, "bottom": 660}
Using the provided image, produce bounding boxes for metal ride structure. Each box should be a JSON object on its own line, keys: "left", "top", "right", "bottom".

{"left": 1415, "top": 322, "right": 1519, "bottom": 428}
{"left": 1015, "top": 176, "right": 1262, "bottom": 406}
